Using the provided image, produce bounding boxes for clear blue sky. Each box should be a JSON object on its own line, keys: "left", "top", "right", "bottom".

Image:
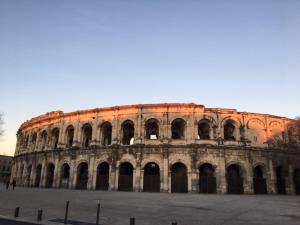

{"left": 0, "top": 0, "right": 299, "bottom": 156}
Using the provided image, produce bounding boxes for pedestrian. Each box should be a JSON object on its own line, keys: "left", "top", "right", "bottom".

{"left": 12, "top": 179, "right": 16, "bottom": 190}
{"left": 6, "top": 180, "right": 9, "bottom": 190}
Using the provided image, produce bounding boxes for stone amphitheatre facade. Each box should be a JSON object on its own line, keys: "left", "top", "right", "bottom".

{"left": 11, "top": 103, "right": 300, "bottom": 194}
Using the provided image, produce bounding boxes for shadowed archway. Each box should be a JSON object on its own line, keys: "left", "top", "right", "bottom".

{"left": 143, "top": 162, "right": 160, "bottom": 192}
{"left": 171, "top": 162, "right": 188, "bottom": 193}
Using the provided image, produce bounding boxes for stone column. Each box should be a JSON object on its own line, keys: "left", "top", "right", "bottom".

{"left": 131, "top": 168, "right": 136, "bottom": 191}
{"left": 140, "top": 169, "right": 144, "bottom": 191}
{"left": 191, "top": 168, "right": 199, "bottom": 193}
{"left": 91, "top": 121, "right": 98, "bottom": 146}
{"left": 73, "top": 122, "right": 81, "bottom": 147}
{"left": 58, "top": 122, "right": 65, "bottom": 148}
{"left": 217, "top": 154, "right": 227, "bottom": 193}
{"left": 243, "top": 158, "right": 253, "bottom": 194}
{"left": 134, "top": 164, "right": 141, "bottom": 191}
{"left": 162, "top": 154, "right": 169, "bottom": 192}
{"left": 22, "top": 161, "right": 28, "bottom": 187}
{"left": 112, "top": 116, "right": 119, "bottom": 144}
{"left": 135, "top": 108, "right": 142, "bottom": 144}
{"left": 267, "top": 160, "right": 276, "bottom": 194}
{"left": 40, "top": 159, "right": 47, "bottom": 188}
{"left": 70, "top": 159, "right": 77, "bottom": 189}
{"left": 188, "top": 170, "right": 193, "bottom": 192}
{"left": 53, "top": 157, "right": 60, "bottom": 188}
{"left": 109, "top": 162, "right": 116, "bottom": 191}
{"left": 29, "top": 164, "right": 35, "bottom": 187}
{"left": 88, "top": 156, "right": 95, "bottom": 190}
{"left": 115, "top": 165, "right": 119, "bottom": 191}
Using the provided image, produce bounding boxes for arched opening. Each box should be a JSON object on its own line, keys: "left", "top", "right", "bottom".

{"left": 96, "top": 162, "right": 109, "bottom": 190}
{"left": 45, "top": 163, "right": 55, "bottom": 188}
{"left": 51, "top": 128, "right": 59, "bottom": 149}
{"left": 276, "top": 166, "right": 286, "bottom": 194}
{"left": 253, "top": 166, "right": 267, "bottom": 194}
{"left": 294, "top": 168, "right": 300, "bottom": 195}
{"left": 31, "top": 133, "right": 37, "bottom": 149}
{"left": 143, "top": 162, "right": 160, "bottom": 192}
{"left": 198, "top": 120, "right": 211, "bottom": 140}
{"left": 60, "top": 163, "right": 70, "bottom": 189}
{"left": 118, "top": 162, "right": 133, "bottom": 191}
{"left": 226, "top": 164, "right": 244, "bottom": 194}
{"left": 82, "top": 124, "right": 92, "bottom": 148}
{"left": 224, "top": 121, "right": 236, "bottom": 141}
{"left": 26, "top": 165, "right": 32, "bottom": 187}
{"left": 66, "top": 126, "right": 74, "bottom": 148}
{"left": 101, "top": 122, "right": 112, "bottom": 146}
{"left": 171, "top": 162, "right": 188, "bottom": 193}
{"left": 122, "top": 121, "right": 134, "bottom": 145}
{"left": 34, "top": 164, "right": 42, "bottom": 187}
{"left": 40, "top": 131, "right": 48, "bottom": 150}
{"left": 76, "top": 162, "right": 89, "bottom": 190}
{"left": 171, "top": 119, "right": 185, "bottom": 139}
{"left": 199, "top": 163, "right": 216, "bottom": 193}
{"left": 145, "top": 119, "right": 159, "bottom": 140}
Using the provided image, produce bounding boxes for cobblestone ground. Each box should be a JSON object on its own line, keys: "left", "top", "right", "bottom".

{"left": 0, "top": 184, "right": 300, "bottom": 225}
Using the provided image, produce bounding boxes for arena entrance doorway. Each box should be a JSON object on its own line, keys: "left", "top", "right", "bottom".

{"left": 143, "top": 162, "right": 160, "bottom": 192}
{"left": 226, "top": 164, "right": 244, "bottom": 194}
{"left": 276, "top": 166, "right": 286, "bottom": 194}
{"left": 199, "top": 163, "right": 216, "bottom": 193}
{"left": 96, "top": 162, "right": 109, "bottom": 190}
{"left": 118, "top": 162, "right": 133, "bottom": 191}
{"left": 34, "top": 165, "right": 42, "bottom": 187}
{"left": 45, "top": 163, "right": 55, "bottom": 188}
{"left": 60, "top": 163, "right": 70, "bottom": 189}
{"left": 76, "top": 162, "right": 88, "bottom": 190}
{"left": 294, "top": 168, "right": 300, "bottom": 195}
{"left": 171, "top": 162, "right": 188, "bottom": 193}
{"left": 253, "top": 166, "right": 267, "bottom": 194}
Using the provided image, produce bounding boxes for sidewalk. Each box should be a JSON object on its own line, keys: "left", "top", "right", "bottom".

{"left": 0, "top": 187, "right": 299, "bottom": 225}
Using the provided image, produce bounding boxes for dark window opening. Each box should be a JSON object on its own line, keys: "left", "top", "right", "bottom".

{"left": 41, "top": 131, "right": 48, "bottom": 150}
{"left": 122, "top": 121, "right": 134, "bottom": 145}
{"left": 198, "top": 121, "right": 210, "bottom": 140}
{"left": 224, "top": 122, "right": 236, "bottom": 141}
{"left": 66, "top": 126, "right": 74, "bottom": 148}
{"left": 145, "top": 119, "right": 159, "bottom": 140}
{"left": 82, "top": 124, "right": 92, "bottom": 148}
{"left": 51, "top": 128, "right": 59, "bottom": 149}
{"left": 101, "top": 122, "right": 112, "bottom": 146}
{"left": 171, "top": 119, "right": 185, "bottom": 139}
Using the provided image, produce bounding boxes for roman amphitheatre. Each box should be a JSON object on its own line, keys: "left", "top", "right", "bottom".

{"left": 11, "top": 103, "right": 300, "bottom": 195}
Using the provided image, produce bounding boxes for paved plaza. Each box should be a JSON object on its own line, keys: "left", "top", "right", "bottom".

{"left": 0, "top": 185, "right": 299, "bottom": 225}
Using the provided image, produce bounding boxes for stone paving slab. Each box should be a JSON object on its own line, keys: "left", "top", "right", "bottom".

{"left": 0, "top": 185, "right": 300, "bottom": 225}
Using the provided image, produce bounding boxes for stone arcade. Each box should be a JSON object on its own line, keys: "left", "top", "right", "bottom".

{"left": 11, "top": 103, "right": 300, "bottom": 194}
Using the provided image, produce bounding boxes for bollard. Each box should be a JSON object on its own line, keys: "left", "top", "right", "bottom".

{"left": 172, "top": 222, "right": 177, "bottom": 225}
{"left": 37, "top": 210, "right": 43, "bottom": 221}
{"left": 64, "top": 201, "right": 69, "bottom": 224}
{"left": 14, "top": 207, "right": 20, "bottom": 218}
{"left": 96, "top": 202, "right": 100, "bottom": 225}
{"left": 130, "top": 217, "right": 135, "bottom": 225}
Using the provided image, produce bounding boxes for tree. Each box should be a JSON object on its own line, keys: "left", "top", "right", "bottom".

{"left": 267, "top": 117, "right": 300, "bottom": 149}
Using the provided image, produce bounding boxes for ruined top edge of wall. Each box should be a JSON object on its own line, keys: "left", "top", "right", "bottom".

{"left": 18, "top": 103, "right": 292, "bottom": 131}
